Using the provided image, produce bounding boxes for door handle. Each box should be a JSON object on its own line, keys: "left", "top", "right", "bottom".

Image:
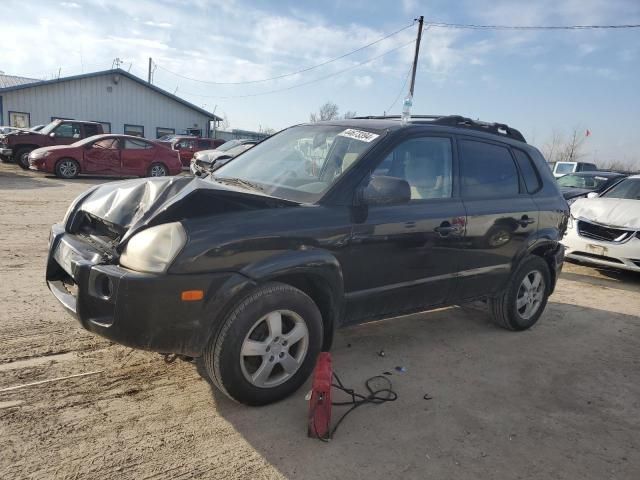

{"left": 519, "top": 215, "right": 535, "bottom": 227}
{"left": 434, "top": 222, "right": 461, "bottom": 236}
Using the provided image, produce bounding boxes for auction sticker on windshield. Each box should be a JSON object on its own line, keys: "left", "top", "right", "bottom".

{"left": 338, "top": 129, "right": 380, "bottom": 143}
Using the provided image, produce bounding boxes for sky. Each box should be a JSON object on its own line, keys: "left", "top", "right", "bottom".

{"left": 2, "top": 0, "right": 639, "bottom": 167}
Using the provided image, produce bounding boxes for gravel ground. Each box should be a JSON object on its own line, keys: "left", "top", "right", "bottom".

{"left": 1, "top": 164, "right": 639, "bottom": 480}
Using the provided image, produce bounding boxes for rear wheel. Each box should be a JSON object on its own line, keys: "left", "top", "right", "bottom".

{"left": 55, "top": 158, "right": 80, "bottom": 179}
{"left": 15, "top": 147, "right": 34, "bottom": 170}
{"left": 490, "top": 256, "right": 551, "bottom": 331}
{"left": 148, "top": 162, "right": 168, "bottom": 177}
{"left": 204, "top": 282, "right": 323, "bottom": 405}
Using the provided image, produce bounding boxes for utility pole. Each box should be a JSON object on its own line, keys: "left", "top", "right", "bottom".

{"left": 409, "top": 15, "right": 424, "bottom": 98}
{"left": 148, "top": 57, "right": 152, "bottom": 83}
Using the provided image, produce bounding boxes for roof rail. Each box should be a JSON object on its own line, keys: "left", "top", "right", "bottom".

{"left": 351, "top": 114, "right": 527, "bottom": 143}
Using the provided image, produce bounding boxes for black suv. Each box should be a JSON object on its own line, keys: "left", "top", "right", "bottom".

{"left": 46, "top": 115, "right": 568, "bottom": 405}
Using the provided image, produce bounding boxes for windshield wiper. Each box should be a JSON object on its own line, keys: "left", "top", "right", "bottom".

{"left": 214, "top": 176, "right": 265, "bottom": 192}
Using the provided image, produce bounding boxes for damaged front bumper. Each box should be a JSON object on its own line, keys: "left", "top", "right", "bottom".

{"left": 46, "top": 223, "right": 253, "bottom": 356}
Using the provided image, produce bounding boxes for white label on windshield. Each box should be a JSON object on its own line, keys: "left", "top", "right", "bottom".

{"left": 338, "top": 129, "right": 379, "bottom": 143}
{"left": 595, "top": 176, "right": 607, "bottom": 181}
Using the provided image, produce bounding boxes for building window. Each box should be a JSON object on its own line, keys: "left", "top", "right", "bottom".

{"left": 124, "top": 124, "right": 144, "bottom": 137}
{"left": 156, "top": 127, "right": 175, "bottom": 139}
{"left": 9, "top": 111, "right": 30, "bottom": 128}
{"left": 92, "top": 121, "right": 111, "bottom": 134}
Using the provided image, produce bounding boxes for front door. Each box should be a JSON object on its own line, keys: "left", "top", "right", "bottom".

{"left": 83, "top": 137, "right": 121, "bottom": 174}
{"left": 52, "top": 122, "right": 83, "bottom": 145}
{"left": 343, "top": 135, "right": 466, "bottom": 323}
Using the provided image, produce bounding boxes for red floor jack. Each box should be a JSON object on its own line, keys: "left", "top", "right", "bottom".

{"left": 307, "top": 352, "right": 332, "bottom": 440}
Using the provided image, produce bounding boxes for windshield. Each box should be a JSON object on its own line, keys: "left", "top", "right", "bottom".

{"left": 555, "top": 162, "right": 576, "bottom": 175}
{"left": 216, "top": 139, "right": 243, "bottom": 152}
{"left": 212, "top": 125, "right": 383, "bottom": 203}
{"left": 601, "top": 178, "right": 640, "bottom": 200}
{"left": 557, "top": 173, "right": 617, "bottom": 189}
{"left": 39, "top": 120, "right": 61, "bottom": 135}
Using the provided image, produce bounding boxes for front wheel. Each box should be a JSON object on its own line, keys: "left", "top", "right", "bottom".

{"left": 55, "top": 158, "right": 80, "bottom": 179}
{"left": 204, "top": 282, "right": 323, "bottom": 405}
{"left": 490, "top": 256, "right": 551, "bottom": 331}
{"left": 15, "top": 147, "right": 34, "bottom": 170}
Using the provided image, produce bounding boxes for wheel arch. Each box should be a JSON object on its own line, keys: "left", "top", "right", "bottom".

{"left": 239, "top": 250, "right": 344, "bottom": 351}
{"left": 524, "top": 239, "right": 564, "bottom": 294}
{"left": 55, "top": 156, "right": 82, "bottom": 176}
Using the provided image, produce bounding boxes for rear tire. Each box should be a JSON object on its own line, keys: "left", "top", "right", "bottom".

{"left": 15, "top": 147, "right": 34, "bottom": 170}
{"left": 490, "top": 256, "right": 551, "bottom": 331}
{"left": 204, "top": 282, "right": 323, "bottom": 405}
{"left": 148, "top": 162, "right": 168, "bottom": 177}
{"left": 55, "top": 158, "right": 80, "bottom": 179}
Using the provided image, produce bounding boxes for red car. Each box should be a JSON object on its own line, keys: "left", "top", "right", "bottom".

{"left": 28, "top": 135, "right": 182, "bottom": 179}
{"left": 158, "top": 136, "right": 225, "bottom": 167}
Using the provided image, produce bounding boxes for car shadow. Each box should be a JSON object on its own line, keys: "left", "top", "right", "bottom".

{"left": 561, "top": 261, "right": 640, "bottom": 293}
{"left": 0, "top": 169, "right": 60, "bottom": 189}
{"left": 192, "top": 302, "right": 640, "bottom": 479}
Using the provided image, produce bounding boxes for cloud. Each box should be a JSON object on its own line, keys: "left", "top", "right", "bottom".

{"left": 60, "top": 1, "right": 80, "bottom": 7}
{"left": 354, "top": 75, "right": 373, "bottom": 88}
{"left": 143, "top": 20, "right": 173, "bottom": 29}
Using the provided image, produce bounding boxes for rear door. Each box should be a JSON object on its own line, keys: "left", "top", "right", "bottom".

{"left": 454, "top": 137, "right": 539, "bottom": 301}
{"left": 83, "top": 137, "right": 121, "bottom": 174}
{"left": 176, "top": 138, "right": 196, "bottom": 165}
{"left": 344, "top": 134, "right": 466, "bottom": 323}
{"left": 120, "top": 137, "right": 156, "bottom": 175}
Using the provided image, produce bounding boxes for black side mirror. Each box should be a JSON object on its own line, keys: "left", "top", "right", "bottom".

{"left": 359, "top": 175, "right": 411, "bottom": 206}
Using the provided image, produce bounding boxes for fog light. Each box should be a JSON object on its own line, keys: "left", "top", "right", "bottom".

{"left": 96, "top": 274, "right": 113, "bottom": 299}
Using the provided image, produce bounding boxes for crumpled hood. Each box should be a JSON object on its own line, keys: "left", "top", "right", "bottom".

{"left": 571, "top": 197, "right": 640, "bottom": 229}
{"left": 71, "top": 176, "right": 298, "bottom": 246}
{"left": 197, "top": 150, "right": 229, "bottom": 164}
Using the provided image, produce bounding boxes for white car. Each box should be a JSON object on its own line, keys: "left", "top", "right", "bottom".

{"left": 563, "top": 174, "right": 640, "bottom": 272}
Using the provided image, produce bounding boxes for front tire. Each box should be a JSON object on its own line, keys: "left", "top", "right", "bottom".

{"left": 15, "top": 147, "right": 34, "bottom": 170}
{"left": 490, "top": 256, "right": 551, "bottom": 331}
{"left": 55, "top": 158, "right": 80, "bottom": 179}
{"left": 204, "top": 282, "right": 323, "bottom": 405}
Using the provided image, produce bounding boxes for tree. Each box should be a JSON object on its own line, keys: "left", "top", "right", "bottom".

{"left": 342, "top": 111, "right": 357, "bottom": 119}
{"left": 309, "top": 102, "right": 340, "bottom": 122}
{"left": 540, "top": 127, "right": 588, "bottom": 163}
{"left": 219, "top": 114, "right": 230, "bottom": 131}
{"left": 259, "top": 125, "right": 276, "bottom": 135}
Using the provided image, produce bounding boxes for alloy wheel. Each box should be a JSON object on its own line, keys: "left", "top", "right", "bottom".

{"left": 240, "top": 310, "right": 309, "bottom": 388}
{"left": 150, "top": 165, "right": 166, "bottom": 177}
{"left": 59, "top": 160, "right": 78, "bottom": 178}
{"left": 516, "top": 270, "right": 545, "bottom": 320}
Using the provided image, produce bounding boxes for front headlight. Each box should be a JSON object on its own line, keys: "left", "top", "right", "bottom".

{"left": 566, "top": 197, "right": 577, "bottom": 206}
{"left": 43, "top": 150, "right": 52, "bottom": 157}
{"left": 120, "top": 222, "right": 187, "bottom": 273}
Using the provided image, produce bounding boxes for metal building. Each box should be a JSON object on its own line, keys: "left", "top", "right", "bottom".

{"left": 0, "top": 69, "right": 220, "bottom": 138}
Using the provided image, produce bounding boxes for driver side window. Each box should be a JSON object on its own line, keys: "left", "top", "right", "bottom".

{"left": 54, "top": 122, "right": 81, "bottom": 138}
{"left": 374, "top": 137, "right": 453, "bottom": 200}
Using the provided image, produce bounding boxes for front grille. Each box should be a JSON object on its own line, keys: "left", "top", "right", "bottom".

{"left": 571, "top": 251, "right": 624, "bottom": 264}
{"left": 577, "top": 220, "right": 635, "bottom": 243}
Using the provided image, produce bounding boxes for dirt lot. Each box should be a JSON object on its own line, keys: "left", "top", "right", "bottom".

{"left": 1, "top": 164, "right": 639, "bottom": 480}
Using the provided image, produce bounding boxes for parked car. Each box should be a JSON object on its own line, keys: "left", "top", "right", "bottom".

{"left": 45, "top": 115, "right": 567, "bottom": 405}
{"left": 157, "top": 136, "right": 225, "bottom": 167}
{"left": 0, "top": 119, "right": 104, "bottom": 169}
{"left": 190, "top": 139, "right": 258, "bottom": 176}
{"left": 552, "top": 161, "right": 598, "bottom": 178}
{"left": 556, "top": 171, "right": 626, "bottom": 204}
{"left": 28, "top": 134, "right": 182, "bottom": 179}
{"left": 563, "top": 175, "right": 640, "bottom": 272}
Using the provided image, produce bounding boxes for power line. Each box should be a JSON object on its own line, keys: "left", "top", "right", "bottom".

{"left": 171, "top": 39, "right": 415, "bottom": 100}
{"left": 155, "top": 22, "right": 415, "bottom": 85}
{"left": 385, "top": 63, "right": 413, "bottom": 114}
{"left": 426, "top": 22, "right": 640, "bottom": 30}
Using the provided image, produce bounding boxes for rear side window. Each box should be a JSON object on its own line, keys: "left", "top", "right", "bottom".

{"left": 459, "top": 140, "right": 519, "bottom": 198}
{"left": 513, "top": 148, "right": 542, "bottom": 193}
{"left": 84, "top": 124, "right": 101, "bottom": 137}
{"left": 197, "top": 140, "right": 210, "bottom": 148}
{"left": 124, "top": 138, "right": 153, "bottom": 149}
